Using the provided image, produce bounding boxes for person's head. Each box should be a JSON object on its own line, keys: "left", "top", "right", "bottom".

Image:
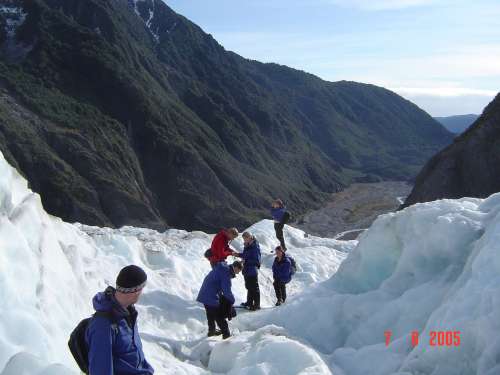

{"left": 226, "top": 227, "right": 239, "bottom": 240}
{"left": 242, "top": 231, "right": 254, "bottom": 246}
{"left": 231, "top": 260, "right": 243, "bottom": 275}
{"left": 114, "top": 265, "right": 147, "bottom": 308}
{"left": 272, "top": 199, "right": 284, "bottom": 208}
{"left": 275, "top": 245, "right": 285, "bottom": 259}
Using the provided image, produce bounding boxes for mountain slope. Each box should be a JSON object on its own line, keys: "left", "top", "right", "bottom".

{"left": 0, "top": 0, "right": 453, "bottom": 231}
{"left": 405, "top": 93, "right": 500, "bottom": 207}
{"left": 434, "top": 114, "right": 479, "bottom": 134}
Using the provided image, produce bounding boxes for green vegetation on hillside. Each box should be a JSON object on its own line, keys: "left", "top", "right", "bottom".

{"left": 0, "top": 0, "right": 453, "bottom": 231}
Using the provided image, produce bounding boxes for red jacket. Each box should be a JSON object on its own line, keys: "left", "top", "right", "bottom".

{"left": 209, "top": 230, "right": 233, "bottom": 263}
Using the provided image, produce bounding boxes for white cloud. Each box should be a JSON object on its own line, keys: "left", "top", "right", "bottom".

{"left": 399, "top": 94, "right": 495, "bottom": 116}
{"left": 390, "top": 87, "right": 498, "bottom": 97}
{"left": 327, "top": 0, "right": 437, "bottom": 11}
{"left": 210, "top": 19, "right": 500, "bottom": 117}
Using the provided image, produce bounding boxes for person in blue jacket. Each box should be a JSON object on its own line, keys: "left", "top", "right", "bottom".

{"left": 272, "top": 246, "right": 292, "bottom": 306}
{"left": 235, "top": 231, "right": 262, "bottom": 311}
{"left": 197, "top": 260, "right": 243, "bottom": 339}
{"left": 86, "top": 265, "right": 154, "bottom": 375}
{"left": 271, "top": 199, "right": 289, "bottom": 250}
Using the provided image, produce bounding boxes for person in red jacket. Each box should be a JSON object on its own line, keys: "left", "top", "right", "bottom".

{"left": 209, "top": 227, "right": 239, "bottom": 267}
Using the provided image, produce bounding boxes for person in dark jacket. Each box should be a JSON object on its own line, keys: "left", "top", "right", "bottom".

{"left": 86, "top": 265, "right": 154, "bottom": 375}
{"left": 208, "top": 228, "right": 239, "bottom": 267}
{"left": 271, "top": 199, "right": 288, "bottom": 250}
{"left": 197, "top": 261, "right": 243, "bottom": 339}
{"left": 235, "top": 232, "right": 262, "bottom": 311}
{"left": 272, "top": 246, "right": 292, "bottom": 306}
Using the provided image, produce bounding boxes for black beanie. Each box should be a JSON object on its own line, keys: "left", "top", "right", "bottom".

{"left": 116, "top": 265, "right": 147, "bottom": 293}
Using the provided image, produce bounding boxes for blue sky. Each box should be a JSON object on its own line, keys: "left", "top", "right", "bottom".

{"left": 166, "top": 0, "right": 500, "bottom": 117}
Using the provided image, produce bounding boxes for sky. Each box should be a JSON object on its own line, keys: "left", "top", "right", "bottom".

{"left": 166, "top": 0, "right": 500, "bottom": 117}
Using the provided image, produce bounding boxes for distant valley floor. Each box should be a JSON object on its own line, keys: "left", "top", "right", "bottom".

{"left": 295, "top": 181, "right": 412, "bottom": 239}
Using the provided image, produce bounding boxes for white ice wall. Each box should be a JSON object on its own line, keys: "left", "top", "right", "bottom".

{"left": 0, "top": 151, "right": 351, "bottom": 374}
{"left": 3, "top": 146, "right": 499, "bottom": 375}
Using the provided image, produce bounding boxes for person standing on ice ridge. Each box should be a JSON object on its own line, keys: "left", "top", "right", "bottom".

{"left": 197, "top": 260, "right": 243, "bottom": 339}
{"left": 208, "top": 227, "right": 239, "bottom": 268}
{"left": 271, "top": 199, "right": 290, "bottom": 251}
{"left": 234, "top": 231, "right": 262, "bottom": 311}
{"left": 86, "top": 265, "right": 154, "bottom": 375}
{"left": 272, "top": 246, "right": 292, "bottom": 306}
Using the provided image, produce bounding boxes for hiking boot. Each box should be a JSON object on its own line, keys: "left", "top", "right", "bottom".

{"left": 222, "top": 332, "right": 231, "bottom": 340}
{"left": 275, "top": 300, "right": 283, "bottom": 306}
{"left": 249, "top": 306, "right": 260, "bottom": 311}
{"left": 208, "top": 330, "right": 222, "bottom": 337}
{"left": 240, "top": 302, "right": 249, "bottom": 308}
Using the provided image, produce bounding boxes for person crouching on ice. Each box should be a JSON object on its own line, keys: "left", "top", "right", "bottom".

{"left": 272, "top": 246, "right": 292, "bottom": 306}
{"left": 196, "top": 261, "right": 243, "bottom": 339}
{"left": 234, "top": 231, "right": 262, "bottom": 311}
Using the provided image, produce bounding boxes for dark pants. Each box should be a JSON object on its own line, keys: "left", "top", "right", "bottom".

{"left": 274, "top": 222, "right": 286, "bottom": 249}
{"left": 204, "top": 304, "right": 229, "bottom": 336}
{"left": 244, "top": 275, "right": 260, "bottom": 308}
{"left": 273, "top": 279, "right": 287, "bottom": 302}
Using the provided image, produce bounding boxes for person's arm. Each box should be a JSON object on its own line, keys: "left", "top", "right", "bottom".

{"left": 211, "top": 233, "right": 225, "bottom": 260}
{"left": 223, "top": 237, "right": 236, "bottom": 257}
{"left": 223, "top": 243, "right": 234, "bottom": 258}
{"left": 87, "top": 317, "right": 114, "bottom": 375}
{"left": 281, "top": 259, "right": 292, "bottom": 282}
{"left": 282, "top": 259, "right": 291, "bottom": 276}
{"left": 237, "top": 248, "right": 247, "bottom": 261}
{"left": 220, "top": 273, "right": 235, "bottom": 304}
{"left": 115, "top": 325, "right": 154, "bottom": 375}
{"left": 270, "top": 207, "right": 278, "bottom": 220}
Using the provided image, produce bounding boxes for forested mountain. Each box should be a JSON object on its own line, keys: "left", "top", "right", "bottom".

{"left": 0, "top": 0, "right": 453, "bottom": 231}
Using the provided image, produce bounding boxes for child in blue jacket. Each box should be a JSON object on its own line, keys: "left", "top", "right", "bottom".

{"left": 272, "top": 246, "right": 292, "bottom": 306}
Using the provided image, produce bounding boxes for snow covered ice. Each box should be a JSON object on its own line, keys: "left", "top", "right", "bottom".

{"left": 1, "top": 147, "right": 500, "bottom": 374}
{"left": 0, "top": 151, "right": 350, "bottom": 374}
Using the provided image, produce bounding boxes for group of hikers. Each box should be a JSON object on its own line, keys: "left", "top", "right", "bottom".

{"left": 196, "top": 198, "right": 294, "bottom": 341}
{"left": 70, "top": 199, "right": 292, "bottom": 374}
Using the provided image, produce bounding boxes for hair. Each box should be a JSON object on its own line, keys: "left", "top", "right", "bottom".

{"left": 227, "top": 227, "right": 239, "bottom": 237}
{"left": 242, "top": 231, "right": 253, "bottom": 240}
{"left": 274, "top": 199, "right": 284, "bottom": 208}
{"left": 232, "top": 260, "right": 243, "bottom": 270}
{"left": 275, "top": 245, "right": 285, "bottom": 253}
